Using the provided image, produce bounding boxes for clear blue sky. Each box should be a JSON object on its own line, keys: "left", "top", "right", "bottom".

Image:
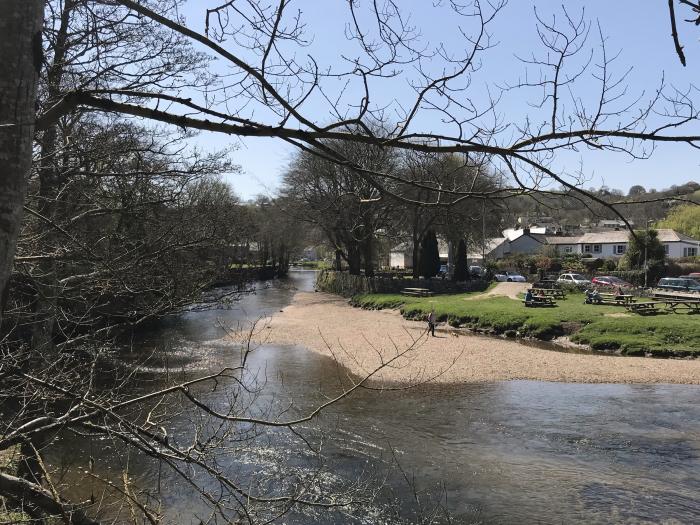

{"left": 178, "top": 1, "right": 699, "bottom": 199}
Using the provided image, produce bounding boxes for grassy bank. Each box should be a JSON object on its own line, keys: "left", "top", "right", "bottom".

{"left": 352, "top": 292, "right": 700, "bottom": 357}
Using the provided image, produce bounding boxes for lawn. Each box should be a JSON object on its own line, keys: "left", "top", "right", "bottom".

{"left": 352, "top": 291, "right": 700, "bottom": 356}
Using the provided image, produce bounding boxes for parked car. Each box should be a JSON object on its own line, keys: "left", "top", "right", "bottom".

{"left": 469, "top": 265, "right": 484, "bottom": 277}
{"left": 495, "top": 271, "right": 526, "bottom": 282}
{"left": 657, "top": 277, "right": 700, "bottom": 292}
{"left": 557, "top": 273, "right": 591, "bottom": 286}
{"left": 680, "top": 274, "right": 700, "bottom": 284}
{"left": 591, "top": 276, "right": 633, "bottom": 289}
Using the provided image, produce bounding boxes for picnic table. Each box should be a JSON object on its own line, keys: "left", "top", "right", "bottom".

{"left": 401, "top": 287, "right": 434, "bottom": 297}
{"left": 625, "top": 299, "right": 700, "bottom": 314}
{"left": 652, "top": 291, "right": 700, "bottom": 301}
{"left": 598, "top": 293, "right": 635, "bottom": 305}
{"left": 664, "top": 299, "right": 700, "bottom": 313}
{"left": 532, "top": 287, "right": 566, "bottom": 299}
{"left": 523, "top": 294, "right": 556, "bottom": 307}
{"left": 625, "top": 301, "right": 665, "bottom": 314}
{"left": 533, "top": 280, "right": 559, "bottom": 290}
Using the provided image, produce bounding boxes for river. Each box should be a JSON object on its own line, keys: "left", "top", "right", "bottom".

{"left": 50, "top": 271, "right": 700, "bottom": 524}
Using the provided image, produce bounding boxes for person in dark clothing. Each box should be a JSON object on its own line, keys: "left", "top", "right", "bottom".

{"left": 427, "top": 310, "right": 436, "bottom": 337}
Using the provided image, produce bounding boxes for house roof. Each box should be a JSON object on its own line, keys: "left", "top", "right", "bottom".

{"left": 467, "top": 237, "right": 508, "bottom": 259}
{"left": 545, "top": 236, "right": 580, "bottom": 245}
{"left": 576, "top": 228, "right": 698, "bottom": 244}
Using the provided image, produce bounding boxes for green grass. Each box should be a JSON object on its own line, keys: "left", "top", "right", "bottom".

{"left": 352, "top": 291, "right": 700, "bottom": 356}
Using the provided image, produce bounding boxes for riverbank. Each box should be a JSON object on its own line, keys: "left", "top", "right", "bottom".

{"left": 353, "top": 285, "right": 700, "bottom": 357}
{"left": 265, "top": 291, "right": 700, "bottom": 385}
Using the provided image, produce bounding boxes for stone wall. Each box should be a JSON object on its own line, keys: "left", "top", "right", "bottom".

{"left": 316, "top": 270, "right": 489, "bottom": 297}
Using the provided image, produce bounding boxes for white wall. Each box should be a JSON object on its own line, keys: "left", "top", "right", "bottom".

{"left": 667, "top": 241, "right": 699, "bottom": 259}
{"left": 389, "top": 252, "right": 412, "bottom": 268}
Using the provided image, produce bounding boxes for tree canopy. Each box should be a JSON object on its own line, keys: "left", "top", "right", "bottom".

{"left": 657, "top": 204, "right": 700, "bottom": 240}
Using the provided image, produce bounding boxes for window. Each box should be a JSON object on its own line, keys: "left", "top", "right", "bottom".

{"left": 684, "top": 247, "right": 698, "bottom": 257}
{"left": 663, "top": 244, "right": 669, "bottom": 255}
{"left": 584, "top": 245, "right": 592, "bottom": 253}
{"left": 564, "top": 246, "right": 573, "bottom": 253}
{"left": 614, "top": 244, "right": 626, "bottom": 255}
{"left": 593, "top": 244, "right": 602, "bottom": 254}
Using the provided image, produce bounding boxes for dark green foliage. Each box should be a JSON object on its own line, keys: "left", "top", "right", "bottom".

{"left": 622, "top": 229, "right": 666, "bottom": 283}
{"left": 453, "top": 239, "right": 469, "bottom": 281}
{"left": 419, "top": 230, "right": 441, "bottom": 278}
{"left": 624, "top": 229, "right": 666, "bottom": 268}
{"left": 602, "top": 259, "right": 618, "bottom": 271}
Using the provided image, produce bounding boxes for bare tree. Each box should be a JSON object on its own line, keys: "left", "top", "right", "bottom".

{"left": 0, "top": 0, "right": 43, "bottom": 323}
{"left": 4, "top": 1, "right": 700, "bottom": 521}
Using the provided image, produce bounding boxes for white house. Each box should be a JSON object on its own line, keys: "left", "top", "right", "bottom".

{"left": 545, "top": 229, "right": 699, "bottom": 259}
{"left": 467, "top": 237, "right": 509, "bottom": 263}
{"left": 389, "top": 240, "right": 450, "bottom": 269}
{"left": 389, "top": 243, "right": 413, "bottom": 268}
{"left": 467, "top": 230, "right": 546, "bottom": 262}
{"left": 391, "top": 228, "right": 698, "bottom": 269}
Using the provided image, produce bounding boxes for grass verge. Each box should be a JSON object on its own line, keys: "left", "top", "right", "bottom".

{"left": 351, "top": 291, "right": 700, "bottom": 357}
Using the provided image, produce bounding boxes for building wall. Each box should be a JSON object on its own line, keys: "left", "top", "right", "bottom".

{"left": 389, "top": 252, "right": 412, "bottom": 269}
{"left": 580, "top": 243, "right": 625, "bottom": 258}
{"left": 553, "top": 244, "right": 580, "bottom": 255}
{"left": 555, "top": 241, "right": 699, "bottom": 259}
{"left": 667, "top": 241, "right": 699, "bottom": 258}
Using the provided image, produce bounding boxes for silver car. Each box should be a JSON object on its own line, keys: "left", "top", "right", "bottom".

{"left": 495, "top": 271, "right": 527, "bottom": 282}
{"left": 557, "top": 273, "right": 591, "bottom": 286}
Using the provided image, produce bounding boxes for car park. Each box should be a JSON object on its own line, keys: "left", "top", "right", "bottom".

{"left": 557, "top": 273, "right": 591, "bottom": 286}
{"left": 494, "top": 271, "right": 526, "bottom": 282}
{"left": 591, "top": 276, "right": 633, "bottom": 289}
{"left": 657, "top": 277, "right": 700, "bottom": 292}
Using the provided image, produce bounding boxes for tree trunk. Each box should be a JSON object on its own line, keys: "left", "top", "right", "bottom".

{"left": 362, "top": 238, "right": 374, "bottom": 278}
{"left": 347, "top": 244, "right": 361, "bottom": 275}
{"left": 31, "top": 0, "right": 75, "bottom": 352}
{"left": 0, "top": 0, "right": 44, "bottom": 322}
{"left": 334, "top": 249, "right": 342, "bottom": 271}
{"left": 411, "top": 236, "right": 420, "bottom": 278}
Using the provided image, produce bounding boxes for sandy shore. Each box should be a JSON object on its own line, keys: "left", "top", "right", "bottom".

{"left": 263, "top": 291, "right": 700, "bottom": 385}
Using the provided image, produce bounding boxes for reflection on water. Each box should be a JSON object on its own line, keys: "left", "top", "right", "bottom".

{"left": 51, "top": 271, "right": 700, "bottom": 523}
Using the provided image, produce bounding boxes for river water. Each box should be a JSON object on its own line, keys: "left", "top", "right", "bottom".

{"left": 51, "top": 271, "right": 700, "bottom": 524}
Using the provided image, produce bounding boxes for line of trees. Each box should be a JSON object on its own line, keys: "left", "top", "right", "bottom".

{"left": 282, "top": 143, "right": 504, "bottom": 278}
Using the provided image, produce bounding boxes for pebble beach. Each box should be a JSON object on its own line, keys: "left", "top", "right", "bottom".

{"left": 264, "top": 291, "right": 700, "bottom": 385}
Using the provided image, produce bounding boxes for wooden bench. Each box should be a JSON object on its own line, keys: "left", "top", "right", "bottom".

{"left": 523, "top": 295, "right": 556, "bottom": 307}
{"left": 401, "top": 287, "right": 434, "bottom": 297}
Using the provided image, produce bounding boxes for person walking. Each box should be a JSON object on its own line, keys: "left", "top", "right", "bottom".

{"left": 427, "top": 310, "right": 436, "bottom": 337}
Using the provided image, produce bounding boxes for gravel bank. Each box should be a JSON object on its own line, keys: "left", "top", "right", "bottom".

{"left": 264, "top": 292, "right": 700, "bottom": 385}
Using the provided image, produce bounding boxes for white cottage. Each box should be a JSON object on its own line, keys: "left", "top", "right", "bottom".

{"left": 545, "top": 229, "right": 699, "bottom": 259}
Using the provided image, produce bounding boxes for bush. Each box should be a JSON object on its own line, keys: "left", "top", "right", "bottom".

{"left": 602, "top": 259, "right": 618, "bottom": 271}
{"left": 666, "top": 259, "right": 700, "bottom": 277}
